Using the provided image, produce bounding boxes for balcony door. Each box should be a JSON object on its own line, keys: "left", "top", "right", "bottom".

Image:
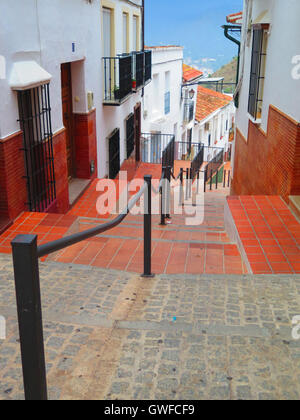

{"left": 103, "top": 8, "right": 112, "bottom": 98}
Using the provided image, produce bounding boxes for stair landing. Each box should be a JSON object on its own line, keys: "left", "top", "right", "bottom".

{"left": 226, "top": 195, "right": 300, "bottom": 274}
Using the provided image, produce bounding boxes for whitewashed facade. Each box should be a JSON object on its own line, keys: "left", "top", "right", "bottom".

{"left": 142, "top": 46, "right": 183, "bottom": 140}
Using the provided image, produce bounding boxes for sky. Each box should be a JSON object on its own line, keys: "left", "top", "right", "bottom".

{"left": 145, "top": 0, "right": 243, "bottom": 75}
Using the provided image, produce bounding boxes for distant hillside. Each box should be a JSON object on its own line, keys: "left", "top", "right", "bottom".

{"left": 212, "top": 57, "right": 238, "bottom": 93}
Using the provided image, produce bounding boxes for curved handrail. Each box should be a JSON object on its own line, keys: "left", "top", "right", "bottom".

{"left": 37, "top": 182, "right": 147, "bottom": 258}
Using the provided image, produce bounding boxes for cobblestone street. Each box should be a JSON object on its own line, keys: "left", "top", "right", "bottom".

{"left": 0, "top": 254, "right": 300, "bottom": 400}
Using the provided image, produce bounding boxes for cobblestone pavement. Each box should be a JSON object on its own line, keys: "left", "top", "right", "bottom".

{"left": 0, "top": 254, "right": 300, "bottom": 400}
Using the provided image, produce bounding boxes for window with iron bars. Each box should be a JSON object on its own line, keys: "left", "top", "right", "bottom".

{"left": 248, "top": 26, "right": 268, "bottom": 120}
{"left": 17, "top": 84, "right": 56, "bottom": 213}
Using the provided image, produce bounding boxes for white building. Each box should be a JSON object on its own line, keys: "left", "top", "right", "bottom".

{"left": 142, "top": 46, "right": 183, "bottom": 139}
{"left": 0, "top": 0, "right": 150, "bottom": 230}
{"left": 193, "top": 86, "right": 235, "bottom": 161}
{"left": 229, "top": 0, "right": 300, "bottom": 201}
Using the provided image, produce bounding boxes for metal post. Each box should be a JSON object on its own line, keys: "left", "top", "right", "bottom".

{"left": 216, "top": 169, "right": 218, "bottom": 189}
{"left": 197, "top": 171, "right": 200, "bottom": 194}
{"left": 210, "top": 170, "right": 213, "bottom": 191}
{"left": 11, "top": 234, "right": 48, "bottom": 400}
{"left": 189, "top": 168, "right": 192, "bottom": 199}
{"left": 180, "top": 168, "right": 184, "bottom": 206}
{"left": 142, "top": 175, "right": 154, "bottom": 277}
{"left": 204, "top": 169, "right": 207, "bottom": 193}
{"left": 223, "top": 170, "right": 226, "bottom": 188}
{"left": 166, "top": 166, "right": 171, "bottom": 219}
{"left": 185, "top": 169, "right": 189, "bottom": 200}
{"left": 228, "top": 170, "right": 231, "bottom": 188}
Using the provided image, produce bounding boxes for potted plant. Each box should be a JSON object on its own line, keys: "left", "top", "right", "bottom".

{"left": 113, "top": 86, "right": 120, "bottom": 100}
{"left": 132, "top": 79, "right": 136, "bottom": 89}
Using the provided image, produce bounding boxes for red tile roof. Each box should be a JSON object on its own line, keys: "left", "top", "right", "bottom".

{"left": 195, "top": 86, "right": 233, "bottom": 122}
{"left": 182, "top": 64, "right": 203, "bottom": 83}
{"left": 226, "top": 11, "right": 243, "bottom": 24}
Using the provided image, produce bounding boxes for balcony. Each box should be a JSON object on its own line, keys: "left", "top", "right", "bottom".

{"left": 103, "top": 55, "right": 133, "bottom": 105}
{"left": 183, "top": 100, "right": 194, "bottom": 123}
{"left": 103, "top": 50, "right": 152, "bottom": 106}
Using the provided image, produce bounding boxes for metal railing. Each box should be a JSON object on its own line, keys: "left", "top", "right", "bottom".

{"left": 132, "top": 51, "right": 144, "bottom": 90}
{"left": 144, "top": 50, "right": 152, "bottom": 85}
{"left": 11, "top": 175, "right": 154, "bottom": 400}
{"left": 190, "top": 144, "right": 204, "bottom": 180}
{"left": 141, "top": 133, "right": 175, "bottom": 165}
{"left": 103, "top": 55, "right": 132, "bottom": 104}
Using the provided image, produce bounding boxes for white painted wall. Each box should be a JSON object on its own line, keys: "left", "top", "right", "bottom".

{"left": 142, "top": 47, "right": 183, "bottom": 139}
{"left": 193, "top": 101, "right": 235, "bottom": 160}
{"left": 236, "top": 0, "right": 300, "bottom": 140}
{"left": 0, "top": 0, "right": 144, "bottom": 178}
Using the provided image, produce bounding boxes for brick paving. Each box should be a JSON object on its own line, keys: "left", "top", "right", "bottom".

{"left": 0, "top": 163, "right": 247, "bottom": 275}
{"left": 0, "top": 254, "right": 300, "bottom": 400}
{"left": 227, "top": 196, "right": 300, "bottom": 274}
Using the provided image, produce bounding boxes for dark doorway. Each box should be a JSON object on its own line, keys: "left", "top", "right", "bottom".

{"left": 61, "top": 63, "right": 75, "bottom": 178}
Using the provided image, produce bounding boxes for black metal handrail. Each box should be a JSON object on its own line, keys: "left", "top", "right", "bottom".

{"left": 11, "top": 176, "right": 153, "bottom": 400}
{"left": 132, "top": 51, "right": 144, "bottom": 90}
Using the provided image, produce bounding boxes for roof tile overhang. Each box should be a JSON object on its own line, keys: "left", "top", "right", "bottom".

{"left": 10, "top": 61, "right": 52, "bottom": 91}
{"left": 195, "top": 86, "right": 233, "bottom": 122}
{"left": 226, "top": 11, "right": 243, "bottom": 25}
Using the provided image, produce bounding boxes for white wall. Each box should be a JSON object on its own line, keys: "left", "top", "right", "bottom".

{"left": 236, "top": 0, "right": 300, "bottom": 139}
{"left": 0, "top": 0, "right": 144, "bottom": 179}
{"left": 0, "top": 0, "right": 103, "bottom": 138}
{"left": 142, "top": 47, "right": 183, "bottom": 137}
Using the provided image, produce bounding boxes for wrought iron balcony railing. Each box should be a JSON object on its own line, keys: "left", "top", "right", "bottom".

{"left": 141, "top": 133, "right": 175, "bottom": 166}
{"left": 144, "top": 50, "right": 152, "bottom": 85}
{"left": 103, "top": 55, "right": 132, "bottom": 105}
{"left": 103, "top": 51, "right": 152, "bottom": 105}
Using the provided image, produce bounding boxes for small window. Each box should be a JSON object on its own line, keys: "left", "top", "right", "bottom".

{"left": 248, "top": 26, "right": 268, "bottom": 120}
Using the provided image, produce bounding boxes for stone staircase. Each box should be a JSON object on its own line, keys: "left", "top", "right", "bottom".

{"left": 0, "top": 253, "right": 300, "bottom": 400}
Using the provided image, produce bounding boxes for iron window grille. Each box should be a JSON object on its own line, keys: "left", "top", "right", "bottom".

{"left": 17, "top": 84, "right": 56, "bottom": 213}
{"left": 126, "top": 113, "right": 135, "bottom": 159}
{"left": 103, "top": 55, "right": 132, "bottom": 104}
{"left": 108, "top": 128, "right": 120, "bottom": 179}
{"left": 248, "top": 27, "right": 267, "bottom": 120}
{"left": 183, "top": 100, "right": 194, "bottom": 123}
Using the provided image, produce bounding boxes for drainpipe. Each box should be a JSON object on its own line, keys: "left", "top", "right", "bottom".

{"left": 222, "top": 25, "right": 241, "bottom": 107}
{"left": 142, "top": 0, "right": 145, "bottom": 98}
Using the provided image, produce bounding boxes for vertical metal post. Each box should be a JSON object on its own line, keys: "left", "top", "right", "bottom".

{"left": 204, "top": 169, "right": 207, "bottom": 193}
{"left": 180, "top": 168, "right": 184, "bottom": 206}
{"left": 189, "top": 168, "right": 192, "bottom": 199}
{"left": 210, "top": 170, "right": 213, "bottom": 191}
{"left": 223, "top": 170, "right": 226, "bottom": 188}
{"left": 166, "top": 166, "right": 171, "bottom": 219}
{"left": 197, "top": 171, "right": 200, "bottom": 194}
{"left": 216, "top": 169, "right": 218, "bottom": 189}
{"left": 142, "top": 175, "right": 154, "bottom": 278}
{"left": 228, "top": 170, "right": 231, "bottom": 188}
{"left": 11, "top": 234, "right": 48, "bottom": 400}
{"left": 185, "top": 169, "right": 189, "bottom": 200}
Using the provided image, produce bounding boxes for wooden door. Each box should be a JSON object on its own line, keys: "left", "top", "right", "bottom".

{"left": 134, "top": 103, "right": 141, "bottom": 162}
{"left": 61, "top": 63, "right": 75, "bottom": 178}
